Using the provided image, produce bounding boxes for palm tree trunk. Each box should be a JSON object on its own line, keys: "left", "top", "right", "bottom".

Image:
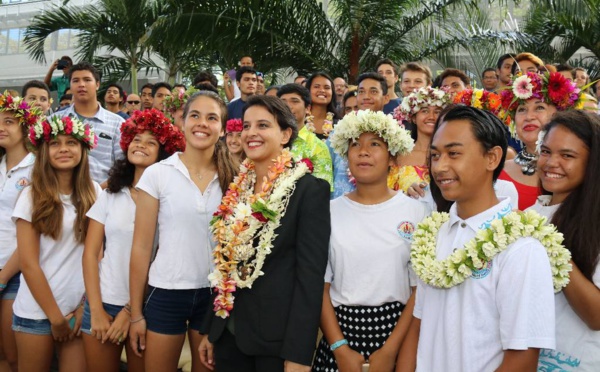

{"left": 131, "top": 62, "right": 138, "bottom": 95}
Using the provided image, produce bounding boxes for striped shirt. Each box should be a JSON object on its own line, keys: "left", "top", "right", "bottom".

{"left": 50, "top": 104, "right": 125, "bottom": 183}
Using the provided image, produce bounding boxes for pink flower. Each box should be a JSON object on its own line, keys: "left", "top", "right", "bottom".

{"left": 512, "top": 75, "right": 533, "bottom": 100}
{"left": 299, "top": 158, "right": 314, "bottom": 173}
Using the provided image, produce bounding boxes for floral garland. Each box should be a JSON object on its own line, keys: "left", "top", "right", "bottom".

{"left": 305, "top": 111, "right": 334, "bottom": 137}
{"left": 453, "top": 89, "right": 502, "bottom": 116}
{"left": 29, "top": 115, "right": 98, "bottom": 149}
{"left": 411, "top": 210, "right": 572, "bottom": 292}
{"left": 226, "top": 118, "right": 243, "bottom": 133}
{"left": 120, "top": 109, "right": 185, "bottom": 155}
{"left": 162, "top": 86, "right": 199, "bottom": 122}
{"left": 209, "top": 149, "right": 310, "bottom": 318}
{"left": 330, "top": 109, "right": 414, "bottom": 158}
{"left": 499, "top": 71, "right": 585, "bottom": 136}
{"left": 393, "top": 86, "right": 452, "bottom": 123}
{"left": 0, "top": 91, "right": 44, "bottom": 127}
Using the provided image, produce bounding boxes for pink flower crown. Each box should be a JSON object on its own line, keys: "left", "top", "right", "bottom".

{"left": 226, "top": 118, "right": 243, "bottom": 133}
{"left": 393, "top": 86, "right": 452, "bottom": 123}
{"left": 0, "top": 91, "right": 44, "bottom": 127}
{"left": 120, "top": 109, "right": 186, "bottom": 155}
{"left": 162, "top": 87, "right": 199, "bottom": 122}
{"left": 29, "top": 116, "right": 98, "bottom": 149}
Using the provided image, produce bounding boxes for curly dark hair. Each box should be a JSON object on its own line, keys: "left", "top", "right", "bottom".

{"left": 106, "top": 146, "right": 170, "bottom": 193}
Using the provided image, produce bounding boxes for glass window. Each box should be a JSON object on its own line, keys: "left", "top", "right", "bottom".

{"left": 7, "top": 28, "right": 19, "bottom": 54}
{"left": 0, "top": 29, "right": 7, "bottom": 55}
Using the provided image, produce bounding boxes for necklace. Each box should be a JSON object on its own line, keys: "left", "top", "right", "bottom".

{"left": 514, "top": 149, "right": 537, "bottom": 175}
{"left": 305, "top": 112, "right": 334, "bottom": 138}
{"left": 410, "top": 210, "right": 572, "bottom": 292}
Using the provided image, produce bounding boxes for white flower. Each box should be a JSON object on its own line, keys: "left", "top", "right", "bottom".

{"left": 512, "top": 75, "right": 534, "bottom": 100}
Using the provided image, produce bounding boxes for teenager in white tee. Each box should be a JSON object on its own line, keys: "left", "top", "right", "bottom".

{"left": 398, "top": 106, "right": 555, "bottom": 372}
{"left": 0, "top": 96, "right": 43, "bottom": 371}
{"left": 81, "top": 109, "right": 185, "bottom": 372}
{"left": 129, "top": 92, "right": 237, "bottom": 372}
{"left": 12, "top": 116, "right": 100, "bottom": 372}
{"left": 529, "top": 111, "right": 600, "bottom": 372}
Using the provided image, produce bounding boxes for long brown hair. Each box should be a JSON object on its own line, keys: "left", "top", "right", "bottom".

{"left": 31, "top": 141, "right": 96, "bottom": 243}
{"left": 0, "top": 111, "right": 30, "bottom": 159}
{"left": 183, "top": 91, "right": 238, "bottom": 194}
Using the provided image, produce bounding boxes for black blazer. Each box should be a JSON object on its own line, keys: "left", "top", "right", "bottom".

{"left": 200, "top": 174, "right": 331, "bottom": 366}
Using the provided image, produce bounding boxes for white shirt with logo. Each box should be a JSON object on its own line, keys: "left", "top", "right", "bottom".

{"left": 414, "top": 197, "right": 556, "bottom": 372}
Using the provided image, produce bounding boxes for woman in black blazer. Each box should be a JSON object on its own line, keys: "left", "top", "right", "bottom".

{"left": 199, "top": 95, "right": 330, "bottom": 372}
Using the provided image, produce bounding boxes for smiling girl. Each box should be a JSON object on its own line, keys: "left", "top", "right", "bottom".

{"left": 305, "top": 72, "right": 340, "bottom": 139}
{"left": 13, "top": 115, "right": 100, "bottom": 372}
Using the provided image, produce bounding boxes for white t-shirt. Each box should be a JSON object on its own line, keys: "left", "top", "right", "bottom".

{"left": 529, "top": 196, "right": 600, "bottom": 372}
{"left": 325, "top": 193, "right": 430, "bottom": 307}
{"left": 0, "top": 153, "right": 34, "bottom": 268}
{"left": 12, "top": 183, "right": 101, "bottom": 319}
{"left": 86, "top": 188, "right": 156, "bottom": 306}
{"left": 136, "top": 153, "right": 222, "bottom": 289}
{"left": 414, "top": 198, "right": 556, "bottom": 372}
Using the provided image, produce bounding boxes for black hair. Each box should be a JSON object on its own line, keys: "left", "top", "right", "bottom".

{"left": 276, "top": 83, "right": 311, "bottom": 107}
{"left": 193, "top": 71, "right": 218, "bottom": 88}
{"left": 60, "top": 94, "right": 72, "bottom": 102}
{"left": 236, "top": 66, "right": 257, "bottom": 82}
{"left": 305, "top": 71, "right": 340, "bottom": 120}
{"left": 106, "top": 146, "right": 170, "bottom": 193}
{"left": 496, "top": 53, "right": 516, "bottom": 70}
{"left": 140, "top": 83, "right": 154, "bottom": 92}
{"left": 69, "top": 62, "right": 100, "bottom": 82}
{"left": 357, "top": 72, "right": 388, "bottom": 95}
{"left": 173, "top": 84, "right": 186, "bottom": 91}
{"left": 375, "top": 58, "right": 399, "bottom": 76}
{"left": 242, "top": 95, "right": 298, "bottom": 149}
{"left": 555, "top": 63, "right": 574, "bottom": 73}
{"left": 342, "top": 89, "right": 357, "bottom": 106}
{"left": 106, "top": 83, "right": 125, "bottom": 98}
{"left": 543, "top": 111, "right": 600, "bottom": 281}
{"left": 429, "top": 105, "right": 509, "bottom": 212}
{"left": 481, "top": 68, "right": 497, "bottom": 78}
{"left": 265, "top": 85, "right": 281, "bottom": 95}
{"left": 21, "top": 80, "right": 50, "bottom": 97}
{"left": 438, "top": 68, "right": 471, "bottom": 87}
{"left": 151, "top": 82, "right": 172, "bottom": 97}
{"left": 195, "top": 82, "right": 219, "bottom": 95}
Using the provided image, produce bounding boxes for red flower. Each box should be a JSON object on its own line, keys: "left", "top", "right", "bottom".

{"left": 546, "top": 72, "right": 574, "bottom": 107}
{"left": 251, "top": 212, "right": 268, "bottom": 223}
{"left": 299, "top": 158, "right": 314, "bottom": 173}
{"left": 226, "top": 119, "right": 243, "bottom": 133}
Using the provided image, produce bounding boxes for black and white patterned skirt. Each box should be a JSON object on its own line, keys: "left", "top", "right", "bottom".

{"left": 312, "top": 301, "right": 405, "bottom": 372}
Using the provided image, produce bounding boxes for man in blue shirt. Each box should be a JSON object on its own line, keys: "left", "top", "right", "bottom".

{"left": 227, "top": 67, "right": 257, "bottom": 120}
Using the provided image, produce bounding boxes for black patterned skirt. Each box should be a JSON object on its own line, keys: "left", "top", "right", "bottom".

{"left": 312, "top": 301, "right": 405, "bottom": 372}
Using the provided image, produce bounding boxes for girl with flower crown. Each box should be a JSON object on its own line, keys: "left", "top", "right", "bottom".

{"left": 313, "top": 109, "right": 428, "bottom": 372}
{"left": 0, "top": 92, "right": 43, "bottom": 372}
{"left": 529, "top": 111, "right": 600, "bottom": 372}
{"left": 389, "top": 87, "right": 451, "bottom": 193}
{"left": 498, "top": 71, "right": 584, "bottom": 210}
{"left": 128, "top": 91, "right": 237, "bottom": 372}
{"left": 198, "top": 95, "right": 330, "bottom": 372}
{"left": 305, "top": 72, "right": 339, "bottom": 140}
{"left": 225, "top": 118, "right": 244, "bottom": 163}
{"left": 81, "top": 109, "right": 185, "bottom": 372}
{"left": 12, "top": 115, "right": 100, "bottom": 372}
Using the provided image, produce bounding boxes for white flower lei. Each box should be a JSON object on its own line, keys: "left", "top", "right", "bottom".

{"left": 329, "top": 109, "right": 414, "bottom": 157}
{"left": 411, "top": 210, "right": 572, "bottom": 292}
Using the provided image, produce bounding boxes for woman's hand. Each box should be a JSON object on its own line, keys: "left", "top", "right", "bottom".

{"left": 284, "top": 360, "right": 311, "bottom": 372}
{"left": 72, "top": 305, "right": 84, "bottom": 336}
{"left": 406, "top": 182, "right": 427, "bottom": 199}
{"left": 51, "top": 317, "right": 73, "bottom": 343}
{"left": 105, "top": 309, "right": 130, "bottom": 345}
{"left": 90, "top": 308, "right": 113, "bottom": 341}
{"left": 128, "top": 318, "right": 146, "bottom": 357}
{"left": 368, "top": 346, "right": 397, "bottom": 372}
{"left": 334, "top": 345, "right": 366, "bottom": 372}
{"left": 198, "top": 335, "right": 215, "bottom": 370}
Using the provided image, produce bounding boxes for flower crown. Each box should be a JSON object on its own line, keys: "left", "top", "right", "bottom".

{"left": 393, "top": 86, "right": 452, "bottom": 123}
{"left": 120, "top": 109, "right": 185, "bottom": 155}
{"left": 500, "top": 71, "right": 585, "bottom": 134}
{"left": 29, "top": 116, "right": 98, "bottom": 149}
{"left": 453, "top": 89, "right": 502, "bottom": 116}
{"left": 330, "top": 109, "right": 414, "bottom": 157}
{"left": 162, "top": 87, "right": 199, "bottom": 121}
{"left": 0, "top": 92, "right": 44, "bottom": 127}
{"left": 226, "top": 118, "right": 243, "bottom": 133}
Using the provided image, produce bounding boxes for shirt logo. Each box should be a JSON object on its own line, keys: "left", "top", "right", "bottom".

{"left": 15, "top": 177, "right": 30, "bottom": 191}
{"left": 397, "top": 221, "right": 415, "bottom": 240}
{"left": 472, "top": 260, "right": 493, "bottom": 279}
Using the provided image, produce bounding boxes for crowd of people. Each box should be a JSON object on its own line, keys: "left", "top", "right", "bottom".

{"left": 0, "top": 50, "right": 599, "bottom": 372}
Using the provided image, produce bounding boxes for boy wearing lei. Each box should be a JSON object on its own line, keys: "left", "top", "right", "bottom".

{"left": 398, "top": 106, "right": 572, "bottom": 372}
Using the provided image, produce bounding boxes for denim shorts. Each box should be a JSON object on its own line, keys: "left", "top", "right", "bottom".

{"left": 0, "top": 272, "right": 20, "bottom": 301}
{"left": 144, "top": 286, "right": 211, "bottom": 335}
{"left": 12, "top": 314, "right": 52, "bottom": 336}
{"left": 81, "top": 300, "right": 124, "bottom": 335}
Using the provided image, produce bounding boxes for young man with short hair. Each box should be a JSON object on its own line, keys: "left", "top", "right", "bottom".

{"left": 555, "top": 64, "right": 575, "bottom": 81}
{"left": 224, "top": 56, "right": 254, "bottom": 101}
{"left": 193, "top": 70, "right": 218, "bottom": 88}
{"left": 496, "top": 53, "right": 516, "bottom": 89}
{"left": 49, "top": 62, "right": 124, "bottom": 184}
{"left": 140, "top": 83, "right": 154, "bottom": 110}
{"left": 439, "top": 68, "right": 471, "bottom": 94}
{"left": 21, "top": 80, "right": 52, "bottom": 114}
{"left": 356, "top": 72, "right": 389, "bottom": 112}
{"left": 226, "top": 66, "right": 257, "bottom": 119}
{"left": 44, "top": 55, "right": 73, "bottom": 100}
{"left": 277, "top": 83, "right": 333, "bottom": 188}
{"left": 104, "top": 83, "right": 129, "bottom": 119}
{"left": 376, "top": 58, "right": 401, "bottom": 114}
{"left": 398, "top": 106, "right": 556, "bottom": 372}
{"left": 399, "top": 62, "right": 433, "bottom": 97}
{"left": 481, "top": 68, "right": 499, "bottom": 91}
{"left": 151, "top": 82, "right": 172, "bottom": 111}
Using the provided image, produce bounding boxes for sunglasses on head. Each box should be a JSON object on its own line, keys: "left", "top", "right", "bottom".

{"left": 127, "top": 100, "right": 140, "bottom": 104}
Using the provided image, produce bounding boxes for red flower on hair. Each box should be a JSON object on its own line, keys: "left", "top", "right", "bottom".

{"left": 120, "top": 109, "right": 185, "bottom": 155}
{"left": 226, "top": 119, "right": 243, "bottom": 133}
